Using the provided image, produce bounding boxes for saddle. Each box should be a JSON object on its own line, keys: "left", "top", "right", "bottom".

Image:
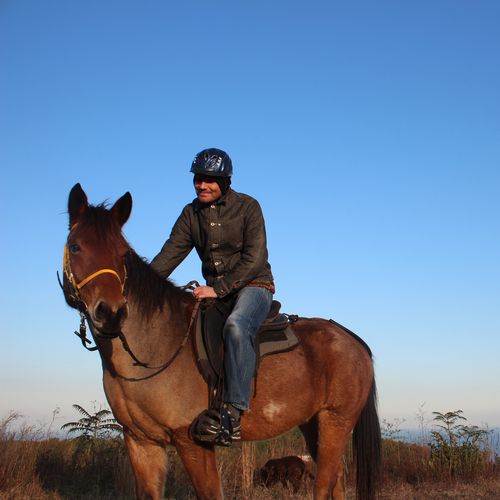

{"left": 192, "top": 297, "right": 300, "bottom": 402}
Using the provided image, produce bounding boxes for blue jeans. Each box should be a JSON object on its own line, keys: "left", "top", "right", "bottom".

{"left": 223, "top": 286, "right": 273, "bottom": 410}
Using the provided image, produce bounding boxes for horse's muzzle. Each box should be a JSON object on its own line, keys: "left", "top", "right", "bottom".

{"left": 91, "top": 299, "right": 129, "bottom": 335}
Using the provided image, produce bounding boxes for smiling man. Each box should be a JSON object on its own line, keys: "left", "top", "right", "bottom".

{"left": 150, "top": 148, "right": 274, "bottom": 445}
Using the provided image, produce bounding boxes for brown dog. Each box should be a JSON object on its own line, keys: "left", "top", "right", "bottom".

{"left": 258, "top": 455, "right": 314, "bottom": 492}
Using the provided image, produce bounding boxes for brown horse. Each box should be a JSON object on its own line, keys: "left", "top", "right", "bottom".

{"left": 61, "top": 183, "right": 381, "bottom": 500}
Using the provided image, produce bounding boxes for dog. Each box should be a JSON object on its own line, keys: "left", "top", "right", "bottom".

{"left": 258, "top": 455, "right": 314, "bottom": 492}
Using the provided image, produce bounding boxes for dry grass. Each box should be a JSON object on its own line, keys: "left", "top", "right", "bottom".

{"left": 0, "top": 413, "right": 498, "bottom": 499}
{"left": 373, "top": 478, "right": 500, "bottom": 499}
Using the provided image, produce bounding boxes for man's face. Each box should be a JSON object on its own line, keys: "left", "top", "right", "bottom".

{"left": 194, "top": 174, "right": 222, "bottom": 203}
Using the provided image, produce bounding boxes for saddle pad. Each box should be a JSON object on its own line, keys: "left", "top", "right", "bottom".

{"left": 258, "top": 326, "right": 300, "bottom": 358}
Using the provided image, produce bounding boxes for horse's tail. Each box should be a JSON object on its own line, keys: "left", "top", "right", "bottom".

{"left": 352, "top": 377, "right": 381, "bottom": 500}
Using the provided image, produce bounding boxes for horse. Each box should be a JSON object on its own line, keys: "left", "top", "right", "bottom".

{"left": 61, "top": 183, "right": 381, "bottom": 500}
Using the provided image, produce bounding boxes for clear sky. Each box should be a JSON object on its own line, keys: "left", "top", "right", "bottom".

{"left": 1, "top": 0, "right": 499, "bottom": 432}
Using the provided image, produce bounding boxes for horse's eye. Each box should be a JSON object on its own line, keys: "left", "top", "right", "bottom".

{"left": 69, "top": 243, "right": 80, "bottom": 253}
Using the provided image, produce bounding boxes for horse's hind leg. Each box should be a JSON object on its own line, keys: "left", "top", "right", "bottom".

{"left": 172, "top": 428, "right": 223, "bottom": 500}
{"left": 312, "top": 410, "right": 351, "bottom": 500}
{"left": 299, "top": 414, "right": 319, "bottom": 461}
{"left": 124, "top": 432, "right": 168, "bottom": 500}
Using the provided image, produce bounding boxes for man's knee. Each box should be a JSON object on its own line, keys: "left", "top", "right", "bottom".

{"left": 224, "top": 315, "right": 247, "bottom": 343}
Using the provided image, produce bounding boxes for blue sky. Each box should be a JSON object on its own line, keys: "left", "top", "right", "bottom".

{"left": 1, "top": 0, "right": 499, "bottom": 431}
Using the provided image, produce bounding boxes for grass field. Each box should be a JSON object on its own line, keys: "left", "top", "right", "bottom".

{"left": 1, "top": 410, "right": 498, "bottom": 499}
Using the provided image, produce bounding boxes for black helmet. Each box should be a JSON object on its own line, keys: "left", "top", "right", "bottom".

{"left": 190, "top": 148, "right": 233, "bottom": 177}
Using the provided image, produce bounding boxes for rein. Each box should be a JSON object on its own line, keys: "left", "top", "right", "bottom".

{"left": 115, "top": 299, "right": 200, "bottom": 382}
{"left": 59, "top": 244, "right": 200, "bottom": 376}
{"left": 121, "top": 280, "right": 200, "bottom": 371}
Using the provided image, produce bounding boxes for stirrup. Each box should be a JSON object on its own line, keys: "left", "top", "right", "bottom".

{"left": 219, "top": 404, "right": 241, "bottom": 445}
{"left": 190, "top": 406, "right": 241, "bottom": 447}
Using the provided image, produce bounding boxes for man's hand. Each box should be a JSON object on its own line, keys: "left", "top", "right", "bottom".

{"left": 193, "top": 286, "right": 218, "bottom": 300}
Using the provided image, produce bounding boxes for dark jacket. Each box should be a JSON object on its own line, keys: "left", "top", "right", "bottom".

{"left": 150, "top": 188, "right": 274, "bottom": 298}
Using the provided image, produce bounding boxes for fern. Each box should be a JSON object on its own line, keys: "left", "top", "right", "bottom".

{"left": 61, "top": 403, "right": 122, "bottom": 440}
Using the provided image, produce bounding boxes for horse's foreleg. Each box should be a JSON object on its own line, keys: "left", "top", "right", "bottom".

{"left": 172, "top": 428, "right": 223, "bottom": 500}
{"left": 124, "top": 431, "right": 168, "bottom": 500}
{"left": 313, "top": 410, "right": 351, "bottom": 500}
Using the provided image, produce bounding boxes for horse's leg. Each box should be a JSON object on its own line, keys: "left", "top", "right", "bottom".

{"left": 172, "top": 428, "right": 223, "bottom": 500}
{"left": 300, "top": 415, "right": 344, "bottom": 498}
{"left": 299, "top": 414, "right": 319, "bottom": 461}
{"left": 333, "top": 464, "right": 345, "bottom": 500}
{"left": 124, "top": 432, "right": 168, "bottom": 500}
{"left": 313, "top": 410, "right": 351, "bottom": 500}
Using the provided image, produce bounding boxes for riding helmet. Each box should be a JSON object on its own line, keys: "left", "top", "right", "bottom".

{"left": 190, "top": 148, "right": 233, "bottom": 177}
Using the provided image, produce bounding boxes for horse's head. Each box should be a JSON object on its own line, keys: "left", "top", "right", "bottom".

{"left": 64, "top": 183, "right": 132, "bottom": 335}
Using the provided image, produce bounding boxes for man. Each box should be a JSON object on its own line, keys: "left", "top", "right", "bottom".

{"left": 150, "top": 148, "right": 274, "bottom": 445}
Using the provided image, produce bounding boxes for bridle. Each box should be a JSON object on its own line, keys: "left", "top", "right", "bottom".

{"left": 62, "top": 244, "right": 127, "bottom": 303}
{"left": 59, "top": 235, "right": 200, "bottom": 380}
{"left": 59, "top": 239, "right": 128, "bottom": 351}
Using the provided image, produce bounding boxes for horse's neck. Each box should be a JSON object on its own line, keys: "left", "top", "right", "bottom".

{"left": 132, "top": 294, "right": 191, "bottom": 346}
{"left": 100, "top": 295, "right": 194, "bottom": 377}
{"left": 97, "top": 294, "right": 204, "bottom": 435}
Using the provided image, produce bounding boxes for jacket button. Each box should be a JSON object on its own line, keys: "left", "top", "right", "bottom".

{"left": 210, "top": 205, "right": 216, "bottom": 209}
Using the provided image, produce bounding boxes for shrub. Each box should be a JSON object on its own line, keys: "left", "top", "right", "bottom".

{"left": 429, "top": 410, "right": 492, "bottom": 480}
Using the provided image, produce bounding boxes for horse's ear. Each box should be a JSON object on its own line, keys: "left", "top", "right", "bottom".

{"left": 111, "top": 192, "right": 132, "bottom": 227}
{"left": 68, "top": 183, "right": 88, "bottom": 228}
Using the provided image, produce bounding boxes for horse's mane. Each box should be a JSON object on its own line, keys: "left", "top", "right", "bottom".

{"left": 124, "top": 250, "right": 190, "bottom": 320}
{"left": 76, "top": 204, "right": 191, "bottom": 320}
